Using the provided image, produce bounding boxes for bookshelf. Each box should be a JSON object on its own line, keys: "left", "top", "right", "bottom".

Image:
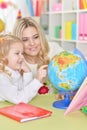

{"left": 40, "top": 0, "right": 87, "bottom": 58}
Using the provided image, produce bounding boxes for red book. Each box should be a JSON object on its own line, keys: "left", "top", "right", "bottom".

{"left": 0, "top": 102, "right": 52, "bottom": 122}
{"left": 35, "top": 0, "right": 42, "bottom": 16}
{"left": 35, "top": 0, "right": 39, "bottom": 16}
{"left": 79, "top": 0, "right": 84, "bottom": 9}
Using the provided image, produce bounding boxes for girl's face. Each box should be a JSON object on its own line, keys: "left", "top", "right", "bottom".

{"left": 5, "top": 42, "right": 24, "bottom": 71}
{"left": 22, "top": 27, "right": 41, "bottom": 57}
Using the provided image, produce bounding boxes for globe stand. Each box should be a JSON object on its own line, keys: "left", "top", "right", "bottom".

{"left": 53, "top": 90, "right": 77, "bottom": 109}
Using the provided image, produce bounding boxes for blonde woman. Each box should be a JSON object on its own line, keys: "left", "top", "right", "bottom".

{"left": 12, "top": 17, "right": 64, "bottom": 94}
{"left": 0, "top": 34, "right": 47, "bottom": 104}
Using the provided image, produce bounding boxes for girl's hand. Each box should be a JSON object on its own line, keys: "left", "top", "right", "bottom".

{"left": 36, "top": 65, "right": 48, "bottom": 83}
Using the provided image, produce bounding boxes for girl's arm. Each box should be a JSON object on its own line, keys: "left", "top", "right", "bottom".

{"left": 0, "top": 73, "right": 42, "bottom": 104}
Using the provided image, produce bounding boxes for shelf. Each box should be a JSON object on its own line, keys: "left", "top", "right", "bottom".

{"left": 40, "top": 0, "right": 87, "bottom": 57}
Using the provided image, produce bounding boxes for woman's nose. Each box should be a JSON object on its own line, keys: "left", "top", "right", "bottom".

{"left": 29, "top": 38, "right": 34, "bottom": 45}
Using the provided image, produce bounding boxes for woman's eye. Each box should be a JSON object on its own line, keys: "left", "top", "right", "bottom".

{"left": 34, "top": 35, "right": 39, "bottom": 39}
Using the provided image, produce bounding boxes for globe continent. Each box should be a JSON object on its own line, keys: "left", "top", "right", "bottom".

{"left": 48, "top": 51, "right": 87, "bottom": 92}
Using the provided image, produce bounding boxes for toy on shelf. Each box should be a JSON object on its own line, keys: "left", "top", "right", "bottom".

{"left": 17, "top": 10, "right": 22, "bottom": 19}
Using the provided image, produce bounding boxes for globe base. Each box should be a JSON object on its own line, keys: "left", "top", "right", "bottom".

{"left": 53, "top": 98, "right": 71, "bottom": 109}
{"left": 53, "top": 91, "right": 77, "bottom": 109}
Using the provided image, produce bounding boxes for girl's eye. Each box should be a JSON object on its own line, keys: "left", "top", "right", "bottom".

{"left": 15, "top": 52, "right": 24, "bottom": 56}
{"left": 16, "top": 52, "right": 20, "bottom": 55}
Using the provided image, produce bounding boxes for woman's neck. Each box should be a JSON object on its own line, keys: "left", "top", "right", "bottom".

{"left": 24, "top": 54, "right": 38, "bottom": 64}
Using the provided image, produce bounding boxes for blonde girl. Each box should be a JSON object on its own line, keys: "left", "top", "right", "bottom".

{"left": 0, "top": 34, "right": 47, "bottom": 104}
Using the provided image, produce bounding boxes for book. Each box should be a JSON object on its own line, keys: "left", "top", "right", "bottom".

{"left": 64, "top": 77, "right": 87, "bottom": 115}
{"left": 84, "top": 13, "right": 87, "bottom": 40}
{"left": 0, "top": 102, "right": 52, "bottom": 122}
{"left": 82, "top": 0, "right": 87, "bottom": 9}
{"left": 79, "top": 13, "right": 84, "bottom": 40}
{"left": 35, "top": 0, "right": 42, "bottom": 16}
{"left": 65, "top": 21, "right": 72, "bottom": 40}
{"left": 26, "top": 0, "right": 34, "bottom": 16}
{"left": 72, "top": 23, "right": 77, "bottom": 40}
{"left": 79, "top": 0, "right": 84, "bottom": 9}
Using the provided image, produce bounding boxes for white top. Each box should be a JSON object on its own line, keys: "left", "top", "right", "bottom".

{"left": 0, "top": 66, "right": 42, "bottom": 104}
{"left": 26, "top": 42, "right": 64, "bottom": 93}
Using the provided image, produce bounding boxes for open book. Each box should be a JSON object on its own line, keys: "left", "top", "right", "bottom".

{"left": 0, "top": 102, "right": 52, "bottom": 122}
{"left": 64, "top": 77, "right": 87, "bottom": 115}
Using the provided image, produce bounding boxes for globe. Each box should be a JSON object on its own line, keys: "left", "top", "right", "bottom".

{"left": 48, "top": 50, "right": 87, "bottom": 109}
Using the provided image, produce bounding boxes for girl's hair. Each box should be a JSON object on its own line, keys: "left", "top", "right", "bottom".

{"left": 0, "top": 34, "right": 22, "bottom": 75}
{"left": 12, "top": 17, "right": 50, "bottom": 68}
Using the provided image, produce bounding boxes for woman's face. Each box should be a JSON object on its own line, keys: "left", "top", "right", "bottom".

{"left": 22, "top": 27, "right": 41, "bottom": 57}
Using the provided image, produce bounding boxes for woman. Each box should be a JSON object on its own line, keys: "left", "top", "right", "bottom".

{"left": 12, "top": 17, "right": 64, "bottom": 94}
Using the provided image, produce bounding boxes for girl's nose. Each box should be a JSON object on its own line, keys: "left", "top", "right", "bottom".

{"left": 20, "top": 54, "right": 24, "bottom": 59}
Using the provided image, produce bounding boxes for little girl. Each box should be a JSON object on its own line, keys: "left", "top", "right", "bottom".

{"left": 0, "top": 34, "right": 47, "bottom": 104}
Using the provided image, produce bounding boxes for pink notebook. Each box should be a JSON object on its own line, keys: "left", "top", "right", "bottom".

{"left": 64, "top": 77, "right": 87, "bottom": 115}
{"left": 78, "top": 13, "right": 84, "bottom": 40}
{"left": 84, "top": 13, "right": 87, "bottom": 40}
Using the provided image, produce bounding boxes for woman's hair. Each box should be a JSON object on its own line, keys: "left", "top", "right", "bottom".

{"left": 0, "top": 34, "right": 22, "bottom": 75}
{"left": 12, "top": 17, "right": 50, "bottom": 68}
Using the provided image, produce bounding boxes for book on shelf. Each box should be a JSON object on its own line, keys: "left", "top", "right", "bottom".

{"left": 79, "top": 13, "right": 87, "bottom": 40}
{"left": 64, "top": 77, "right": 87, "bottom": 115}
{"left": 79, "top": 0, "right": 84, "bottom": 9}
{"left": 65, "top": 21, "right": 72, "bottom": 40}
{"left": 26, "top": 0, "right": 34, "bottom": 16}
{"left": 84, "top": 13, "right": 87, "bottom": 40}
{"left": 79, "top": 13, "right": 84, "bottom": 40}
{"left": 0, "top": 102, "right": 52, "bottom": 122}
{"left": 82, "top": 0, "right": 87, "bottom": 9}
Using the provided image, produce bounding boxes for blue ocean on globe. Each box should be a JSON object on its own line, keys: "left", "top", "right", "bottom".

{"left": 48, "top": 50, "right": 87, "bottom": 92}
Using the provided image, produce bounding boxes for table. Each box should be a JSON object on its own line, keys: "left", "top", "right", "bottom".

{"left": 0, "top": 94, "right": 87, "bottom": 130}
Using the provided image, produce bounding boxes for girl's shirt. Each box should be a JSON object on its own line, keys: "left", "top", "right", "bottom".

{"left": 0, "top": 66, "right": 42, "bottom": 104}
